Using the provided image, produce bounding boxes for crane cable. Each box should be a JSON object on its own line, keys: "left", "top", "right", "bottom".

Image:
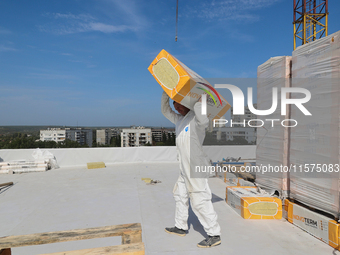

{"left": 175, "top": 0, "right": 178, "bottom": 42}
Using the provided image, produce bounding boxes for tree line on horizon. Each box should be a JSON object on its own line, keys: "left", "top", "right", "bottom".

{"left": 0, "top": 132, "right": 177, "bottom": 149}
{"left": 0, "top": 131, "right": 253, "bottom": 149}
{"left": 0, "top": 133, "right": 90, "bottom": 149}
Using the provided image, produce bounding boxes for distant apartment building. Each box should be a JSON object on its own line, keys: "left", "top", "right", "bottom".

{"left": 40, "top": 128, "right": 93, "bottom": 147}
{"left": 151, "top": 128, "right": 175, "bottom": 142}
{"left": 40, "top": 128, "right": 66, "bottom": 143}
{"left": 214, "top": 127, "right": 256, "bottom": 143}
{"left": 121, "top": 126, "right": 152, "bottom": 147}
{"left": 96, "top": 128, "right": 121, "bottom": 145}
{"left": 231, "top": 104, "right": 257, "bottom": 127}
{"left": 65, "top": 128, "right": 93, "bottom": 147}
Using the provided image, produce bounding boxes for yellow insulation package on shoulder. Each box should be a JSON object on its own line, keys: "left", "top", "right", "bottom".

{"left": 148, "top": 49, "right": 231, "bottom": 120}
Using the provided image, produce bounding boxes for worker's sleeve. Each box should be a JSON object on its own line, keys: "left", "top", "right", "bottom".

{"left": 161, "top": 91, "right": 180, "bottom": 124}
{"left": 193, "top": 102, "right": 209, "bottom": 128}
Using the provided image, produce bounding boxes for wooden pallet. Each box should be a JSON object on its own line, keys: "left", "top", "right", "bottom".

{"left": 0, "top": 223, "right": 144, "bottom": 255}
{"left": 220, "top": 163, "right": 255, "bottom": 182}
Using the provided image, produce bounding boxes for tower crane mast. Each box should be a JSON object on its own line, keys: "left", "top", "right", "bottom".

{"left": 293, "top": 0, "right": 328, "bottom": 50}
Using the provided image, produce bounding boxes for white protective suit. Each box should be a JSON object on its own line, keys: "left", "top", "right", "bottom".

{"left": 161, "top": 91, "right": 221, "bottom": 236}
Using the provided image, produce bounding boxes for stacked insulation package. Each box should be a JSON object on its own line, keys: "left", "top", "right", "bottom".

{"left": 290, "top": 31, "right": 340, "bottom": 218}
{"left": 256, "top": 56, "right": 292, "bottom": 198}
{"left": 0, "top": 160, "right": 49, "bottom": 174}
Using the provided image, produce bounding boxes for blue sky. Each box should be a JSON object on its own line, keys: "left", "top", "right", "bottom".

{"left": 0, "top": 0, "right": 339, "bottom": 127}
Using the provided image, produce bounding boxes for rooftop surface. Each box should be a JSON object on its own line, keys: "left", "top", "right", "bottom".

{"left": 0, "top": 162, "right": 339, "bottom": 255}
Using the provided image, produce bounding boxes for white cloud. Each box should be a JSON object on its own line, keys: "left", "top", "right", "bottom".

{"left": 228, "top": 14, "right": 260, "bottom": 22}
{"left": 0, "top": 27, "right": 11, "bottom": 34}
{"left": 0, "top": 45, "right": 16, "bottom": 52}
{"left": 229, "top": 30, "right": 255, "bottom": 42}
{"left": 39, "top": 20, "right": 135, "bottom": 35}
{"left": 28, "top": 72, "right": 77, "bottom": 80}
{"left": 52, "top": 13, "right": 94, "bottom": 21}
{"left": 40, "top": 5, "right": 143, "bottom": 35}
{"left": 109, "top": 0, "right": 148, "bottom": 28}
{"left": 88, "top": 22, "right": 135, "bottom": 33}
{"left": 189, "top": 0, "right": 281, "bottom": 22}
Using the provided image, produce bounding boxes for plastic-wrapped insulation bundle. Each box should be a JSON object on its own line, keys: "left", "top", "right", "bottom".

{"left": 256, "top": 56, "right": 292, "bottom": 198}
{"left": 290, "top": 30, "right": 340, "bottom": 218}
{"left": 148, "top": 49, "right": 231, "bottom": 120}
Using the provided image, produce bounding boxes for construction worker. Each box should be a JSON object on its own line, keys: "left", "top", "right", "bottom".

{"left": 161, "top": 91, "right": 221, "bottom": 248}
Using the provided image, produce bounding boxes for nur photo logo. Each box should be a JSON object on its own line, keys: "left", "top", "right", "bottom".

{"left": 201, "top": 83, "right": 312, "bottom": 128}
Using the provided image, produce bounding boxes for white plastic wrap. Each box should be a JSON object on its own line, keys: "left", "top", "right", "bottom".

{"left": 256, "top": 56, "right": 292, "bottom": 198}
{"left": 290, "top": 30, "right": 340, "bottom": 218}
{"left": 32, "top": 148, "right": 59, "bottom": 169}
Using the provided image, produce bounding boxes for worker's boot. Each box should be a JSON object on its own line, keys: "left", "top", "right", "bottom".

{"left": 197, "top": 235, "right": 221, "bottom": 248}
{"left": 165, "top": 226, "right": 186, "bottom": 236}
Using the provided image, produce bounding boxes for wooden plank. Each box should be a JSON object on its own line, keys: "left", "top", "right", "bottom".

{"left": 237, "top": 172, "right": 255, "bottom": 182}
{"left": 0, "top": 183, "right": 13, "bottom": 188}
{"left": 40, "top": 242, "right": 144, "bottom": 255}
{"left": 122, "top": 232, "right": 142, "bottom": 244}
{"left": 0, "top": 223, "right": 141, "bottom": 249}
{"left": 87, "top": 162, "right": 105, "bottom": 169}
{"left": 9, "top": 168, "right": 47, "bottom": 174}
{"left": 0, "top": 168, "right": 47, "bottom": 174}
{"left": 222, "top": 163, "right": 255, "bottom": 182}
{"left": 0, "top": 161, "right": 47, "bottom": 166}
{"left": 0, "top": 165, "right": 47, "bottom": 170}
{"left": 0, "top": 248, "right": 11, "bottom": 255}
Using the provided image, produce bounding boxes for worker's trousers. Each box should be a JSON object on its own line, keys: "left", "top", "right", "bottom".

{"left": 173, "top": 174, "right": 221, "bottom": 236}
